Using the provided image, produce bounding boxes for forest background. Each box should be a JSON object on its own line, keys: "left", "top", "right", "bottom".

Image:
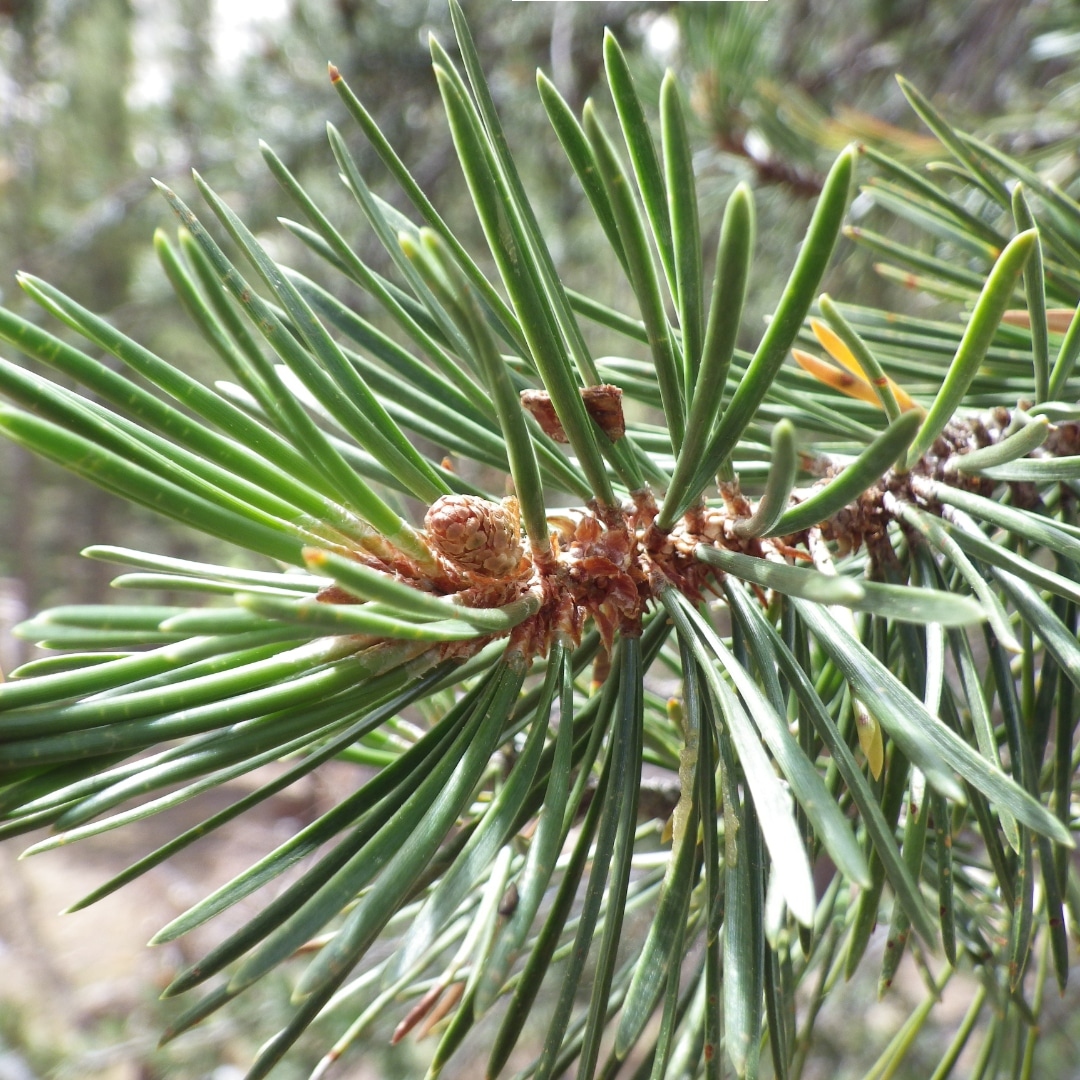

{"left": 1, "top": 0, "right": 1079, "bottom": 1077}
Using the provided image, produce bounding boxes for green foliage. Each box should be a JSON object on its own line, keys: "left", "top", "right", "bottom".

{"left": 2, "top": 5, "right": 1080, "bottom": 1079}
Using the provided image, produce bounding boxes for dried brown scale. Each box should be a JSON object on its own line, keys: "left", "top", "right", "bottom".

{"left": 716, "top": 479, "right": 754, "bottom": 520}
{"left": 519, "top": 389, "right": 567, "bottom": 443}
{"left": 1044, "top": 419, "right": 1080, "bottom": 457}
{"left": 1006, "top": 481, "right": 1044, "bottom": 511}
{"left": 865, "top": 527, "right": 908, "bottom": 585}
{"left": 817, "top": 484, "right": 890, "bottom": 557}
{"left": 580, "top": 384, "right": 627, "bottom": 441}
{"left": 315, "top": 556, "right": 460, "bottom": 603}
{"left": 909, "top": 417, "right": 996, "bottom": 485}
{"left": 329, "top": 538, "right": 433, "bottom": 585}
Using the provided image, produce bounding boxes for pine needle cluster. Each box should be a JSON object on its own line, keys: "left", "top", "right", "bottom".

{"left": 1, "top": 7, "right": 1079, "bottom": 1078}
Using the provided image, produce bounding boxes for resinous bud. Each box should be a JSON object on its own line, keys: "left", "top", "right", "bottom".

{"left": 425, "top": 494, "right": 526, "bottom": 579}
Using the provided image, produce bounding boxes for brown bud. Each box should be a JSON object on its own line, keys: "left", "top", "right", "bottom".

{"left": 520, "top": 383, "right": 626, "bottom": 443}
{"left": 425, "top": 494, "right": 525, "bottom": 579}
{"left": 581, "top": 383, "right": 625, "bottom": 441}
{"left": 520, "top": 389, "right": 567, "bottom": 442}
{"left": 498, "top": 882, "right": 519, "bottom": 917}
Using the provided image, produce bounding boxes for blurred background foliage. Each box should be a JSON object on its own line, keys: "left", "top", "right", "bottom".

{"left": 2, "top": 0, "right": 1080, "bottom": 1076}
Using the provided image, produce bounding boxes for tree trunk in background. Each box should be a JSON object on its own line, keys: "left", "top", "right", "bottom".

{"left": 2, "top": 0, "right": 137, "bottom": 609}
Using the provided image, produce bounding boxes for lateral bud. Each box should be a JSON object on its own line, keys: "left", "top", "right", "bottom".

{"left": 424, "top": 494, "right": 527, "bottom": 579}
{"left": 519, "top": 383, "right": 626, "bottom": 443}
